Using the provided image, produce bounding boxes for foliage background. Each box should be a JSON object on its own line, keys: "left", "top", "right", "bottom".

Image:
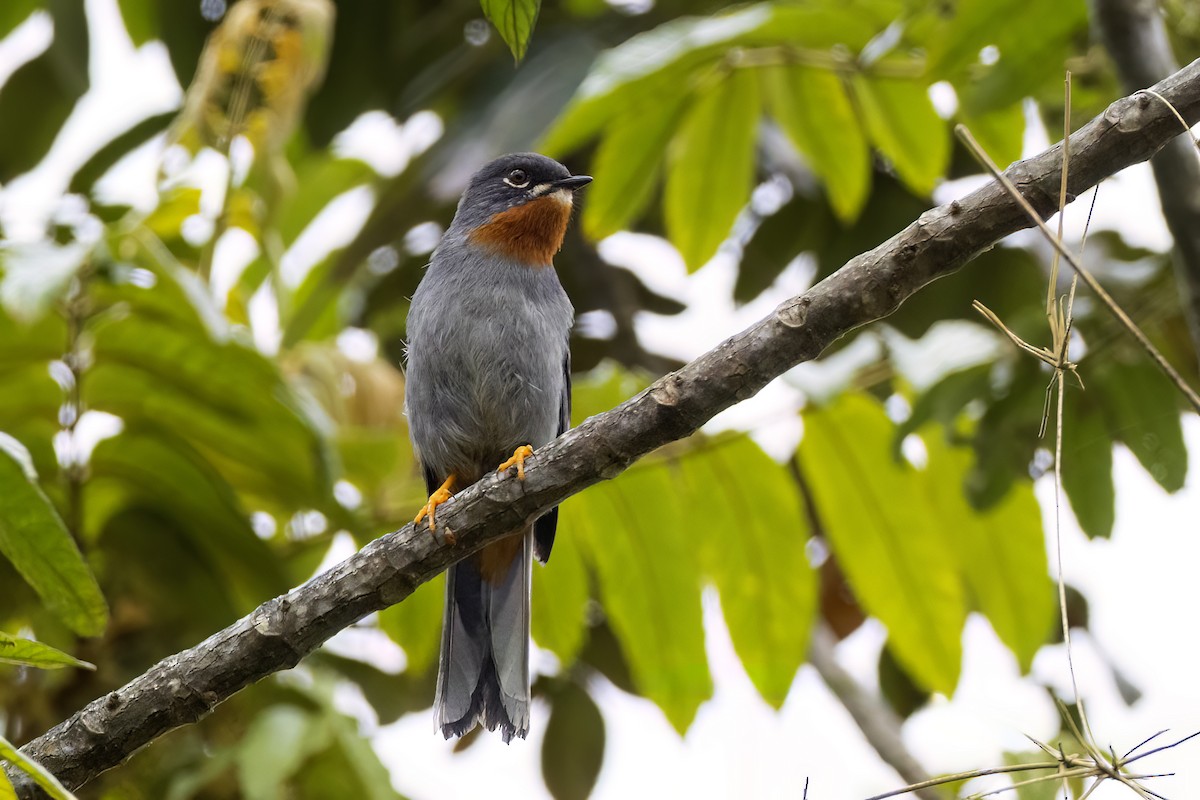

{"left": 0, "top": 0, "right": 1198, "bottom": 797}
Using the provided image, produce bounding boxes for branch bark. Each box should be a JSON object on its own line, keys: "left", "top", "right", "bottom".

{"left": 1093, "top": 0, "right": 1200, "bottom": 360}
{"left": 9, "top": 58, "right": 1200, "bottom": 799}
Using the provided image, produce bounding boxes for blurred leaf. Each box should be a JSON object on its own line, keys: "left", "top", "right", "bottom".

{"left": 896, "top": 364, "right": 991, "bottom": 446}
{"left": 582, "top": 91, "right": 688, "bottom": 240}
{"left": 0, "top": 363, "right": 60, "bottom": 435}
{"left": 145, "top": 187, "right": 203, "bottom": 241}
{"left": 922, "top": 433, "right": 1053, "bottom": 670}
{"left": 578, "top": 621, "right": 635, "bottom": 694}
{"left": 314, "top": 652, "right": 435, "bottom": 725}
{"left": 321, "top": 712, "right": 402, "bottom": 800}
{"left": 0, "top": 734, "right": 78, "bottom": 800}
{"left": 763, "top": 65, "right": 870, "bottom": 221}
{"left": 69, "top": 111, "right": 175, "bottom": 195}
{"left": 967, "top": 358, "right": 1045, "bottom": 508}
{"left": 800, "top": 393, "right": 965, "bottom": 693}
{"left": 852, "top": 73, "right": 949, "bottom": 197}
{"left": 1002, "top": 750, "right": 1059, "bottom": 800}
{"left": 0, "top": 32, "right": 87, "bottom": 180}
{"left": 115, "top": 0, "right": 157, "bottom": 46}
{"left": 541, "top": 682, "right": 605, "bottom": 800}
{"left": 956, "top": 0, "right": 1089, "bottom": 114}
{"left": 0, "top": 630, "right": 94, "bottom": 670}
{"left": 563, "top": 466, "right": 710, "bottom": 732}
{"left": 0, "top": 241, "right": 89, "bottom": 324}
{"left": 664, "top": 68, "right": 759, "bottom": 270}
{"left": 89, "top": 430, "right": 288, "bottom": 608}
{"left": 542, "top": 3, "right": 888, "bottom": 156}
{"left": 878, "top": 644, "right": 928, "bottom": 718}
{"left": 1060, "top": 398, "right": 1115, "bottom": 539}
{"left": 540, "top": 5, "right": 773, "bottom": 156}
{"left": 0, "top": 768, "right": 13, "bottom": 800}
{"left": 958, "top": 99, "right": 1025, "bottom": 171}
{"left": 682, "top": 437, "right": 815, "bottom": 707}
{"left": 379, "top": 574, "right": 444, "bottom": 676}
{"left": 0, "top": 437, "right": 109, "bottom": 637}
{"left": 86, "top": 314, "right": 335, "bottom": 512}
{"left": 532, "top": 515, "right": 589, "bottom": 667}
{"left": 1095, "top": 361, "right": 1188, "bottom": 493}
{"left": 481, "top": 0, "right": 540, "bottom": 62}
{"left": 0, "top": 2, "right": 40, "bottom": 39}
{"left": 736, "top": 192, "right": 831, "bottom": 304}
{"left": 237, "top": 705, "right": 329, "bottom": 800}
{"left": 280, "top": 157, "right": 376, "bottom": 247}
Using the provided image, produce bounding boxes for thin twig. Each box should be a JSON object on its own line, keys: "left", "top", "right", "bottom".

{"left": 955, "top": 124, "right": 1200, "bottom": 414}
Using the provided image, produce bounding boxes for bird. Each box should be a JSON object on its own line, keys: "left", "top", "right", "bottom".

{"left": 404, "top": 152, "right": 591, "bottom": 742}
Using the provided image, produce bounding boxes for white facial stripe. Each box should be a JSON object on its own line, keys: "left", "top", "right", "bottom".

{"left": 529, "top": 182, "right": 554, "bottom": 196}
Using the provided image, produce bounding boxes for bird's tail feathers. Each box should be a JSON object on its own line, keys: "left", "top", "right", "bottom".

{"left": 434, "top": 529, "right": 531, "bottom": 743}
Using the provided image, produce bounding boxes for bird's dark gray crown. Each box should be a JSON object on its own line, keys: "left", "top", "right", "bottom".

{"left": 452, "top": 153, "right": 574, "bottom": 229}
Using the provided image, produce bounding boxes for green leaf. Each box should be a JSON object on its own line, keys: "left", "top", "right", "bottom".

{"left": 0, "top": 2, "right": 88, "bottom": 181}
{"left": 279, "top": 157, "right": 376, "bottom": 247}
{"left": 681, "top": 437, "right": 815, "bottom": 707}
{"left": 0, "top": 630, "right": 94, "bottom": 670}
{"left": 851, "top": 73, "right": 949, "bottom": 196}
{"left": 922, "top": 435, "right": 1053, "bottom": 671}
{"left": 582, "top": 91, "right": 689, "bottom": 239}
{"left": 85, "top": 315, "right": 334, "bottom": 512}
{"left": 541, "top": 682, "right": 605, "bottom": 800}
{"left": 237, "top": 705, "right": 329, "bottom": 800}
{"left": 0, "top": 734, "right": 78, "bottom": 800}
{"left": 958, "top": 99, "right": 1025, "bottom": 170}
{"left": 540, "top": 2, "right": 889, "bottom": 156}
{"left": 0, "top": 1, "right": 39, "bottom": 40}
{"left": 379, "top": 574, "right": 443, "bottom": 676}
{"left": 0, "top": 438, "right": 108, "bottom": 637}
{"left": 0, "top": 241, "right": 90, "bottom": 324}
{"left": 1, "top": 767, "right": 14, "bottom": 800}
{"left": 563, "top": 468, "right": 711, "bottom": 732}
{"left": 68, "top": 110, "right": 174, "bottom": 194}
{"left": 480, "top": 0, "right": 540, "bottom": 62}
{"left": 800, "top": 393, "right": 965, "bottom": 693}
{"left": 1060, "top": 399, "right": 1115, "bottom": 540}
{"left": 115, "top": 0, "right": 157, "bottom": 46}
{"left": 532, "top": 517, "right": 589, "bottom": 668}
{"left": 762, "top": 65, "right": 870, "bottom": 222}
{"left": 1095, "top": 361, "right": 1188, "bottom": 493}
{"left": 664, "top": 68, "right": 760, "bottom": 270}
{"left": 88, "top": 430, "right": 288, "bottom": 608}
{"left": 539, "top": 4, "right": 773, "bottom": 156}
{"left": 1002, "top": 750, "right": 1060, "bottom": 800}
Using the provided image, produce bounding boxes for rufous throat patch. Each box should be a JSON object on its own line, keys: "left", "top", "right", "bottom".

{"left": 468, "top": 191, "right": 574, "bottom": 266}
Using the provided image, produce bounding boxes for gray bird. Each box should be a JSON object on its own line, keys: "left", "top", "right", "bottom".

{"left": 404, "top": 153, "right": 591, "bottom": 742}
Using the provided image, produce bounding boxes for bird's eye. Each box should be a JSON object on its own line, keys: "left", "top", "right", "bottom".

{"left": 503, "top": 169, "right": 530, "bottom": 188}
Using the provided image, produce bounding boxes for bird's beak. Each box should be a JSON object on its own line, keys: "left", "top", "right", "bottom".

{"left": 552, "top": 175, "right": 593, "bottom": 191}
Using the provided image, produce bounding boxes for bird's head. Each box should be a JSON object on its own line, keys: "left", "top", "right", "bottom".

{"left": 453, "top": 153, "right": 592, "bottom": 267}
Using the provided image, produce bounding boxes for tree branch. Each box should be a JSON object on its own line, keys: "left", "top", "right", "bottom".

{"left": 9, "top": 58, "right": 1200, "bottom": 799}
{"left": 1093, "top": 0, "right": 1200, "bottom": 360}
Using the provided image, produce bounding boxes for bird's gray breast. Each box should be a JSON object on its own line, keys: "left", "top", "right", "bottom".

{"left": 404, "top": 243, "right": 573, "bottom": 480}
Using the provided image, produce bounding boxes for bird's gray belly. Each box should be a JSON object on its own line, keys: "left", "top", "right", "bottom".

{"left": 407, "top": 304, "right": 563, "bottom": 482}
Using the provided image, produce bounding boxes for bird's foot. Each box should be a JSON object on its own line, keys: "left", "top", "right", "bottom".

{"left": 415, "top": 474, "right": 457, "bottom": 534}
{"left": 497, "top": 445, "right": 534, "bottom": 480}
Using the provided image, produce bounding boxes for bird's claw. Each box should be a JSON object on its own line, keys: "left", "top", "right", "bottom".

{"left": 415, "top": 474, "right": 457, "bottom": 535}
{"left": 497, "top": 445, "right": 534, "bottom": 480}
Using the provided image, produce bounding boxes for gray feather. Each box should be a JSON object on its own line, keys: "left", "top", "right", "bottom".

{"left": 407, "top": 213, "right": 572, "bottom": 742}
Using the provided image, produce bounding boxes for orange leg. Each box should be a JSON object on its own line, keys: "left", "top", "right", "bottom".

{"left": 497, "top": 445, "right": 534, "bottom": 480}
{"left": 415, "top": 473, "right": 457, "bottom": 534}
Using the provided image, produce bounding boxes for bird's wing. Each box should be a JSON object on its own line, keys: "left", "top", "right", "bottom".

{"left": 533, "top": 345, "right": 570, "bottom": 563}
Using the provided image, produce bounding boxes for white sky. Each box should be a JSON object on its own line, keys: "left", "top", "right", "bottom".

{"left": 2, "top": 1, "right": 1199, "bottom": 797}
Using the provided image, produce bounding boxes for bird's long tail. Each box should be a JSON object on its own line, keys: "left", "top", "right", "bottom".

{"left": 434, "top": 529, "right": 531, "bottom": 743}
